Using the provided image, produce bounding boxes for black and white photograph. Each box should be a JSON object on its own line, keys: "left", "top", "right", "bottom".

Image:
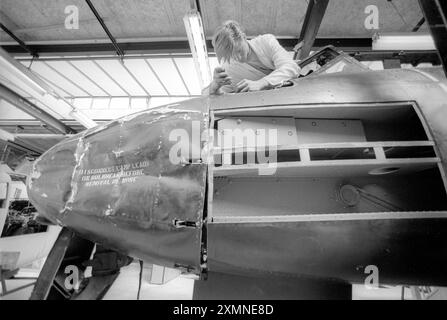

{"left": 0, "top": 0, "right": 446, "bottom": 307}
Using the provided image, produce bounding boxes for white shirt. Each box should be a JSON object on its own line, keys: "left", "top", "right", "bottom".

{"left": 219, "top": 34, "right": 300, "bottom": 93}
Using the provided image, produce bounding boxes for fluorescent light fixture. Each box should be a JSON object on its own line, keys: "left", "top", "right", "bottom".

{"left": 183, "top": 10, "right": 211, "bottom": 90}
{"left": 69, "top": 108, "right": 97, "bottom": 129}
{"left": 0, "top": 56, "right": 47, "bottom": 96}
{"left": 0, "top": 128, "right": 14, "bottom": 142}
{"left": 0, "top": 48, "right": 51, "bottom": 96}
{"left": 372, "top": 33, "right": 436, "bottom": 51}
{"left": 0, "top": 48, "right": 96, "bottom": 129}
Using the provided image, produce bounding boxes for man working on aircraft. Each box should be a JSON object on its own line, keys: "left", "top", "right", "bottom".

{"left": 207, "top": 20, "right": 300, "bottom": 95}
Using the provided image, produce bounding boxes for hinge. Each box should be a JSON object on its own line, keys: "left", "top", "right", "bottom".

{"left": 174, "top": 263, "right": 196, "bottom": 273}
{"left": 173, "top": 219, "right": 199, "bottom": 228}
{"left": 200, "top": 247, "right": 208, "bottom": 279}
{"left": 180, "top": 158, "right": 203, "bottom": 165}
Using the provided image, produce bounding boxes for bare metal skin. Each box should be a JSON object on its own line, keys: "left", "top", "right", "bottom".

{"left": 28, "top": 67, "right": 447, "bottom": 288}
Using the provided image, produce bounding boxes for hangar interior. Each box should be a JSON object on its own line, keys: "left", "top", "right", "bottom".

{"left": 0, "top": 0, "right": 447, "bottom": 300}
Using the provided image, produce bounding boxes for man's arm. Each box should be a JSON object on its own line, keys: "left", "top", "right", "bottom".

{"left": 261, "top": 34, "right": 300, "bottom": 87}
{"left": 202, "top": 67, "right": 235, "bottom": 95}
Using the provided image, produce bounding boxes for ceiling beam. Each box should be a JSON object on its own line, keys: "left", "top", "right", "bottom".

{"left": 15, "top": 51, "right": 439, "bottom": 65}
{"left": 0, "top": 23, "right": 38, "bottom": 58}
{"left": 0, "top": 83, "right": 77, "bottom": 134}
{"left": 294, "top": 0, "right": 330, "bottom": 60}
{"left": 14, "top": 133, "right": 73, "bottom": 139}
{"left": 0, "top": 11, "right": 20, "bottom": 30}
{"left": 412, "top": 17, "right": 426, "bottom": 32}
{"left": 0, "top": 130, "right": 44, "bottom": 155}
{"left": 350, "top": 50, "right": 440, "bottom": 65}
{"left": 1, "top": 40, "right": 197, "bottom": 55}
{"left": 1, "top": 38, "right": 440, "bottom": 66}
{"left": 3, "top": 140, "right": 43, "bottom": 156}
{"left": 3, "top": 18, "right": 110, "bottom": 35}
{"left": 1, "top": 38, "right": 372, "bottom": 56}
{"left": 0, "top": 119, "right": 95, "bottom": 130}
{"left": 85, "top": 0, "right": 124, "bottom": 58}
{"left": 418, "top": 0, "right": 447, "bottom": 75}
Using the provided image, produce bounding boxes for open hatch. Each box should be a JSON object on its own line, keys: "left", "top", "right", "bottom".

{"left": 208, "top": 102, "right": 447, "bottom": 222}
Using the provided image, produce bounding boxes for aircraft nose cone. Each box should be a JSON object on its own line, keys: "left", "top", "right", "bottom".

{"left": 26, "top": 100, "right": 208, "bottom": 272}
{"left": 27, "top": 137, "right": 80, "bottom": 224}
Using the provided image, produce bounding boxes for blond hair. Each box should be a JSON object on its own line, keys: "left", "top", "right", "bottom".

{"left": 212, "top": 20, "right": 246, "bottom": 63}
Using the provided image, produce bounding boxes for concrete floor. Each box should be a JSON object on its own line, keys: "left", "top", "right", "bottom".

{"left": 0, "top": 278, "right": 36, "bottom": 300}
{"left": 103, "top": 262, "right": 194, "bottom": 300}
{"left": 0, "top": 262, "right": 194, "bottom": 300}
{"left": 2, "top": 263, "right": 446, "bottom": 300}
{"left": 0, "top": 268, "right": 38, "bottom": 300}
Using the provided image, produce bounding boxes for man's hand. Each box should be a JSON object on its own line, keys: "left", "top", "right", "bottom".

{"left": 235, "top": 79, "right": 269, "bottom": 93}
{"left": 210, "top": 67, "right": 232, "bottom": 95}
